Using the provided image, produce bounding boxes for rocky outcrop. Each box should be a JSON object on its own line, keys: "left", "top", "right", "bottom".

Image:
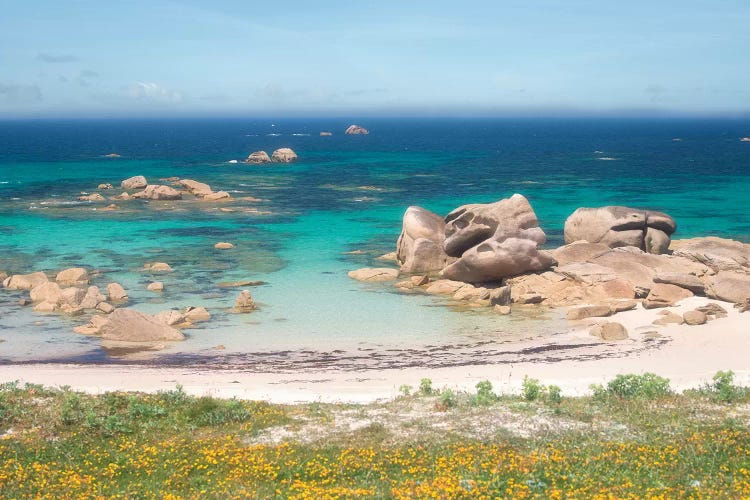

{"left": 271, "top": 148, "right": 298, "bottom": 163}
{"left": 179, "top": 179, "right": 213, "bottom": 197}
{"left": 78, "top": 193, "right": 106, "bottom": 202}
{"left": 99, "top": 309, "right": 185, "bottom": 342}
{"left": 441, "top": 194, "right": 555, "bottom": 282}
{"left": 643, "top": 283, "right": 693, "bottom": 309}
{"left": 345, "top": 125, "right": 369, "bottom": 135}
{"left": 80, "top": 286, "right": 106, "bottom": 309}
{"left": 671, "top": 237, "right": 750, "bottom": 272}
{"left": 203, "top": 191, "right": 231, "bottom": 201}
{"left": 132, "top": 185, "right": 182, "bottom": 200}
{"left": 3, "top": 272, "right": 49, "bottom": 290}
{"left": 564, "top": 206, "right": 676, "bottom": 254}
{"left": 396, "top": 206, "right": 449, "bottom": 273}
{"left": 244, "top": 151, "right": 271, "bottom": 164}
{"left": 98, "top": 183, "right": 113, "bottom": 190}
{"left": 348, "top": 268, "right": 399, "bottom": 282}
{"left": 121, "top": 176, "right": 147, "bottom": 190}
{"left": 706, "top": 272, "right": 750, "bottom": 304}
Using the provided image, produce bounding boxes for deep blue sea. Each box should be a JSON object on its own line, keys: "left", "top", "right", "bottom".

{"left": 1, "top": 117, "right": 749, "bottom": 367}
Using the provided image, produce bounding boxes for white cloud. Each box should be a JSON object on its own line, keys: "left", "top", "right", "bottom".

{"left": 126, "top": 82, "right": 183, "bottom": 103}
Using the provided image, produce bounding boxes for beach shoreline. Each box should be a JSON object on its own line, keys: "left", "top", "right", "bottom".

{"left": 2, "top": 297, "right": 747, "bottom": 404}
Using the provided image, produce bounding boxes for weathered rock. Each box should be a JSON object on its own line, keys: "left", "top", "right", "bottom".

{"left": 652, "top": 312, "right": 685, "bottom": 325}
{"left": 345, "top": 125, "right": 369, "bottom": 135}
{"left": 60, "top": 287, "right": 85, "bottom": 307}
{"left": 683, "top": 310, "right": 708, "bottom": 325}
{"left": 706, "top": 271, "right": 750, "bottom": 304}
{"left": 610, "top": 300, "right": 638, "bottom": 313}
{"left": 58, "top": 304, "right": 83, "bottom": 316}
{"left": 551, "top": 242, "right": 610, "bottom": 266}
{"left": 516, "top": 293, "right": 544, "bottom": 305}
{"left": 214, "top": 242, "right": 234, "bottom": 249}
{"left": 96, "top": 302, "right": 115, "bottom": 314}
{"left": 98, "top": 183, "right": 114, "bottom": 190}
{"left": 442, "top": 237, "right": 555, "bottom": 283}
{"left": 114, "top": 192, "right": 131, "bottom": 200}
{"left": 453, "top": 286, "right": 489, "bottom": 302}
{"left": 30, "top": 282, "right": 63, "bottom": 304}
{"left": 411, "top": 275, "right": 430, "bottom": 286}
{"left": 348, "top": 268, "right": 399, "bottom": 282}
{"left": 121, "top": 175, "right": 147, "bottom": 190}
{"left": 154, "top": 310, "right": 186, "bottom": 326}
{"left": 147, "top": 282, "right": 164, "bottom": 292}
{"left": 73, "top": 315, "right": 109, "bottom": 335}
{"left": 424, "top": 279, "right": 469, "bottom": 295}
{"left": 696, "top": 302, "right": 728, "bottom": 319}
{"left": 107, "top": 282, "right": 128, "bottom": 302}
{"left": 672, "top": 237, "right": 750, "bottom": 272}
{"left": 644, "top": 283, "right": 693, "bottom": 308}
{"left": 590, "top": 322, "right": 628, "bottom": 340}
{"left": 377, "top": 251, "right": 398, "bottom": 262}
{"left": 132, "top": 185, "right": 182, "bottom": 200}
{"left": 564, "top": 206, "right": 676, "bottom": 254}
{"left": 489, "top": 286, "right": 512, "bottom": 306}
{"left": 653, "top": 272, "right": 706, "bottom": 294}
{"left": 178, "top": 179, "right": 213, "bottom": 197}
{"left": 203, "top": 191, "right": 231, "bottom": 201}
{"left": 396, "top": 206, "right": 449, "bottom": 273}
{"left": 184, "top": 306, "right": 210, "bottom": 322}
{"left": 234, "top": 290, "right": 257, "bottom": 312}
{"left": 0, "top": 271, "right": 7, "bottom": 283}
{"left": 567, "top": 305, "right": 613, "bottom": 321}
{"left": 56, "top": 267, "right": 89, "bottom": 286}
{"left": 80, "top": 286, "right": 106, "bottom": 309}
{"left": 244, "top": 151, "right": 271, "bottom": 164}
{"left": 4, "top": 272, "right": 49, "bottom": 290}
{"left": 271, "top": 148, "right": 298, "bottom": 163}
{"left": 144, "top": 262, "right": 173, "bottom": 273}
{"left": 100, "top": 309, "right": 185, "bottom": 342}
{"left": 494, "top": 305, "right": 511, "bottom": 315}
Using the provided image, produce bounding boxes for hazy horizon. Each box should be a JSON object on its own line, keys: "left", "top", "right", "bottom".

{"left": 2, "top": 1, "right": 749, "bottom": 119}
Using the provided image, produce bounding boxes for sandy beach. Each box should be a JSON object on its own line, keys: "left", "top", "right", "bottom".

{"left": 2, "top": 296, "right": 747, "bottom": 404}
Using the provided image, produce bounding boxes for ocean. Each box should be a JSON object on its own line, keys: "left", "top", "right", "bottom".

{"left": 1, "top": 117, "right": 749, "bottom": 367}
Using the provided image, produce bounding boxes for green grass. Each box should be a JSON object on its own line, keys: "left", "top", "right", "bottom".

{"left": 0, "top": 374, "right": 749, "bottom": 498}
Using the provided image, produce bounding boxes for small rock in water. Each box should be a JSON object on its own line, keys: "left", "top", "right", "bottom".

{"left": 348, "top": 268, "right": 399, "bottom": 282}
{"left": 56, "top": 267, "right": 89, "bottom": 286}
{"left": 107, "top": 283, "right": 128, "bottom": 302}
{"left": 494, "top": 305, "right": 511, "bottom": 315}
{"left": 214, "top": 242, "right": 234, "bottom": 249}
{"left": 121, "top": 175, "right": 147, "bottom": 190}
{"left": 97, "top": 302, "right": 115, "bottom": 314}
{"left": 184, "top": 306, "right": 210, "bottom": 322}
{"left": 234, "top": 290, "right": 257, "bottom": 313}
{"left": 98, "top": 183, "right": 114, "bottom": 190}
{"left": 144, "top": 262, "right": 173, "bottom": 273}
{"left": 147, "top": 282, "right": 164, "bottom": 292}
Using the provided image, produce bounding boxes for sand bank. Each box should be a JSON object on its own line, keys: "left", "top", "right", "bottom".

{"left": 0, "top": 297, "right": 747, "bottom": 404}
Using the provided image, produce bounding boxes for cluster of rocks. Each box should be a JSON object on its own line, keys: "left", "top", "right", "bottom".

{"left": 244, "top": 148, "right": 298, "bottom": 164}
{"left": 349, "top": 193, "right": 750, "bottom": 338}
{"left": 2, "top": 264, "right": 260, "bottom": 344}
{"left": 77, "top": 176, "right": 236, "bottom": 205}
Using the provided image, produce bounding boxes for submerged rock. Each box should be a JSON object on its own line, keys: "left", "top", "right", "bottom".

{"left": 348, "top": 268, "right": 399, "bottom": 282}
{"left": 143, "top": 262, "right": 173, "bottom": 273}
{"left": 234, "top": 290, "right": 257, "bottom": 313}
{"left": 203, "top": 191, "right": 231, "bottom": 201}
{"left": 214, "top": 242, "right": 234, "bottom": 249}
{"left": 564, "top": 206, "right": 676, "bottom": 254}
{"left": 147, "top": 282, "right": 164, "bottom": 292}
{"left": 100, "top": 309, "right": 185, "bottom": 342}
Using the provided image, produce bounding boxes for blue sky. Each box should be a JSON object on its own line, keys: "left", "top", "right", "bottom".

{"left": 1, "top": 0, "right": 749, "bottom": 117}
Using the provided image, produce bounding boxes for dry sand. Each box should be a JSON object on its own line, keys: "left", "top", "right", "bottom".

{"left": 1, "top": 296, "right": 748, "bottom": 404}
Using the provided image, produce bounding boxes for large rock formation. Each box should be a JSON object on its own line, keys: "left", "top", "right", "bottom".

{"left": 564, "top": 206, "right": 676, "bottom": 254}
{"left": 99, "top": 309, "right": 185, "bottom": 342}
{"left": 271, "top": 148, "right": 298, "bottom": 163}
{"left": 178, "top": 179, "right": 213, "bottom": 198}
{"left": 396, "top": 206, "right": 449, "bottom": 273}
{"left": 441, "top": 194, "right": 555, "bottom": 283}
{"left": 671, "top": 237, "right": 750, "bottom": 272}
{"left": 345, "top": 125, "right": 369, "bottom": 135}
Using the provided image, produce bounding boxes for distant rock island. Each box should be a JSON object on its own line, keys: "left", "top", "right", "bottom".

{"left": 243, "top": 148, "right": 297, "bottom": 164}
{"left": 345, "top": 125, "right": 369, "bottom": 135}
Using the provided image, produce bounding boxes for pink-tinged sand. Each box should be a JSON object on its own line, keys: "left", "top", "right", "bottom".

{"left": 0, "top": 296, "right": 747, "bottom": 404}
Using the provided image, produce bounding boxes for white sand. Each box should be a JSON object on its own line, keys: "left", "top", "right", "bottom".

{"left": 1, "top": 297, "right": 748, "bottom": 404}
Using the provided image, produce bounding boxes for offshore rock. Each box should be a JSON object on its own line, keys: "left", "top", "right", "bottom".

{"left": 120, "top": 175, "right": 147, "bottom": 190}
{"left": 244, "top": 151, "right": 271, "bottom": 164}
{"left": 271, "top": 148, "right": 298, "bottom": 163}
{"left": 345, "top": 125, "right": 369, "bottom": 135}
{"left": 132, "top": 185, "right": 182, "bottom": 200}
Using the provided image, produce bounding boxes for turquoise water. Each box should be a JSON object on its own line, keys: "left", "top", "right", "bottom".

{"left": 1, "top": 118, "right": 749, "bottom": 366}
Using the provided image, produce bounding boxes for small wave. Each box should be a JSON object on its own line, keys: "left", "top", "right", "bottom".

{"left": 266, "top": 133, "right": 282, "bottom": 137}
{"left": 0, "top": 181, "right": 8, "bottom": 184}
{"left": 597, "top": 157, "right": 618, "bottom": 161}
{"left": 291, "top": 133, "right": 310, "bottom": 137}
{"left": 245, "top": 134, "right": 258, "bottom": 137}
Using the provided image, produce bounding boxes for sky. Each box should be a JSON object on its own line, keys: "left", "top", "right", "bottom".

{"left": 1, "top": 0, "right": 749, "bottom": 118}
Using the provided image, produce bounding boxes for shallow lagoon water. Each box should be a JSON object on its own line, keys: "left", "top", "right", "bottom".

{"left": 1, "top": 118, "right": 749, "bottom": 367}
